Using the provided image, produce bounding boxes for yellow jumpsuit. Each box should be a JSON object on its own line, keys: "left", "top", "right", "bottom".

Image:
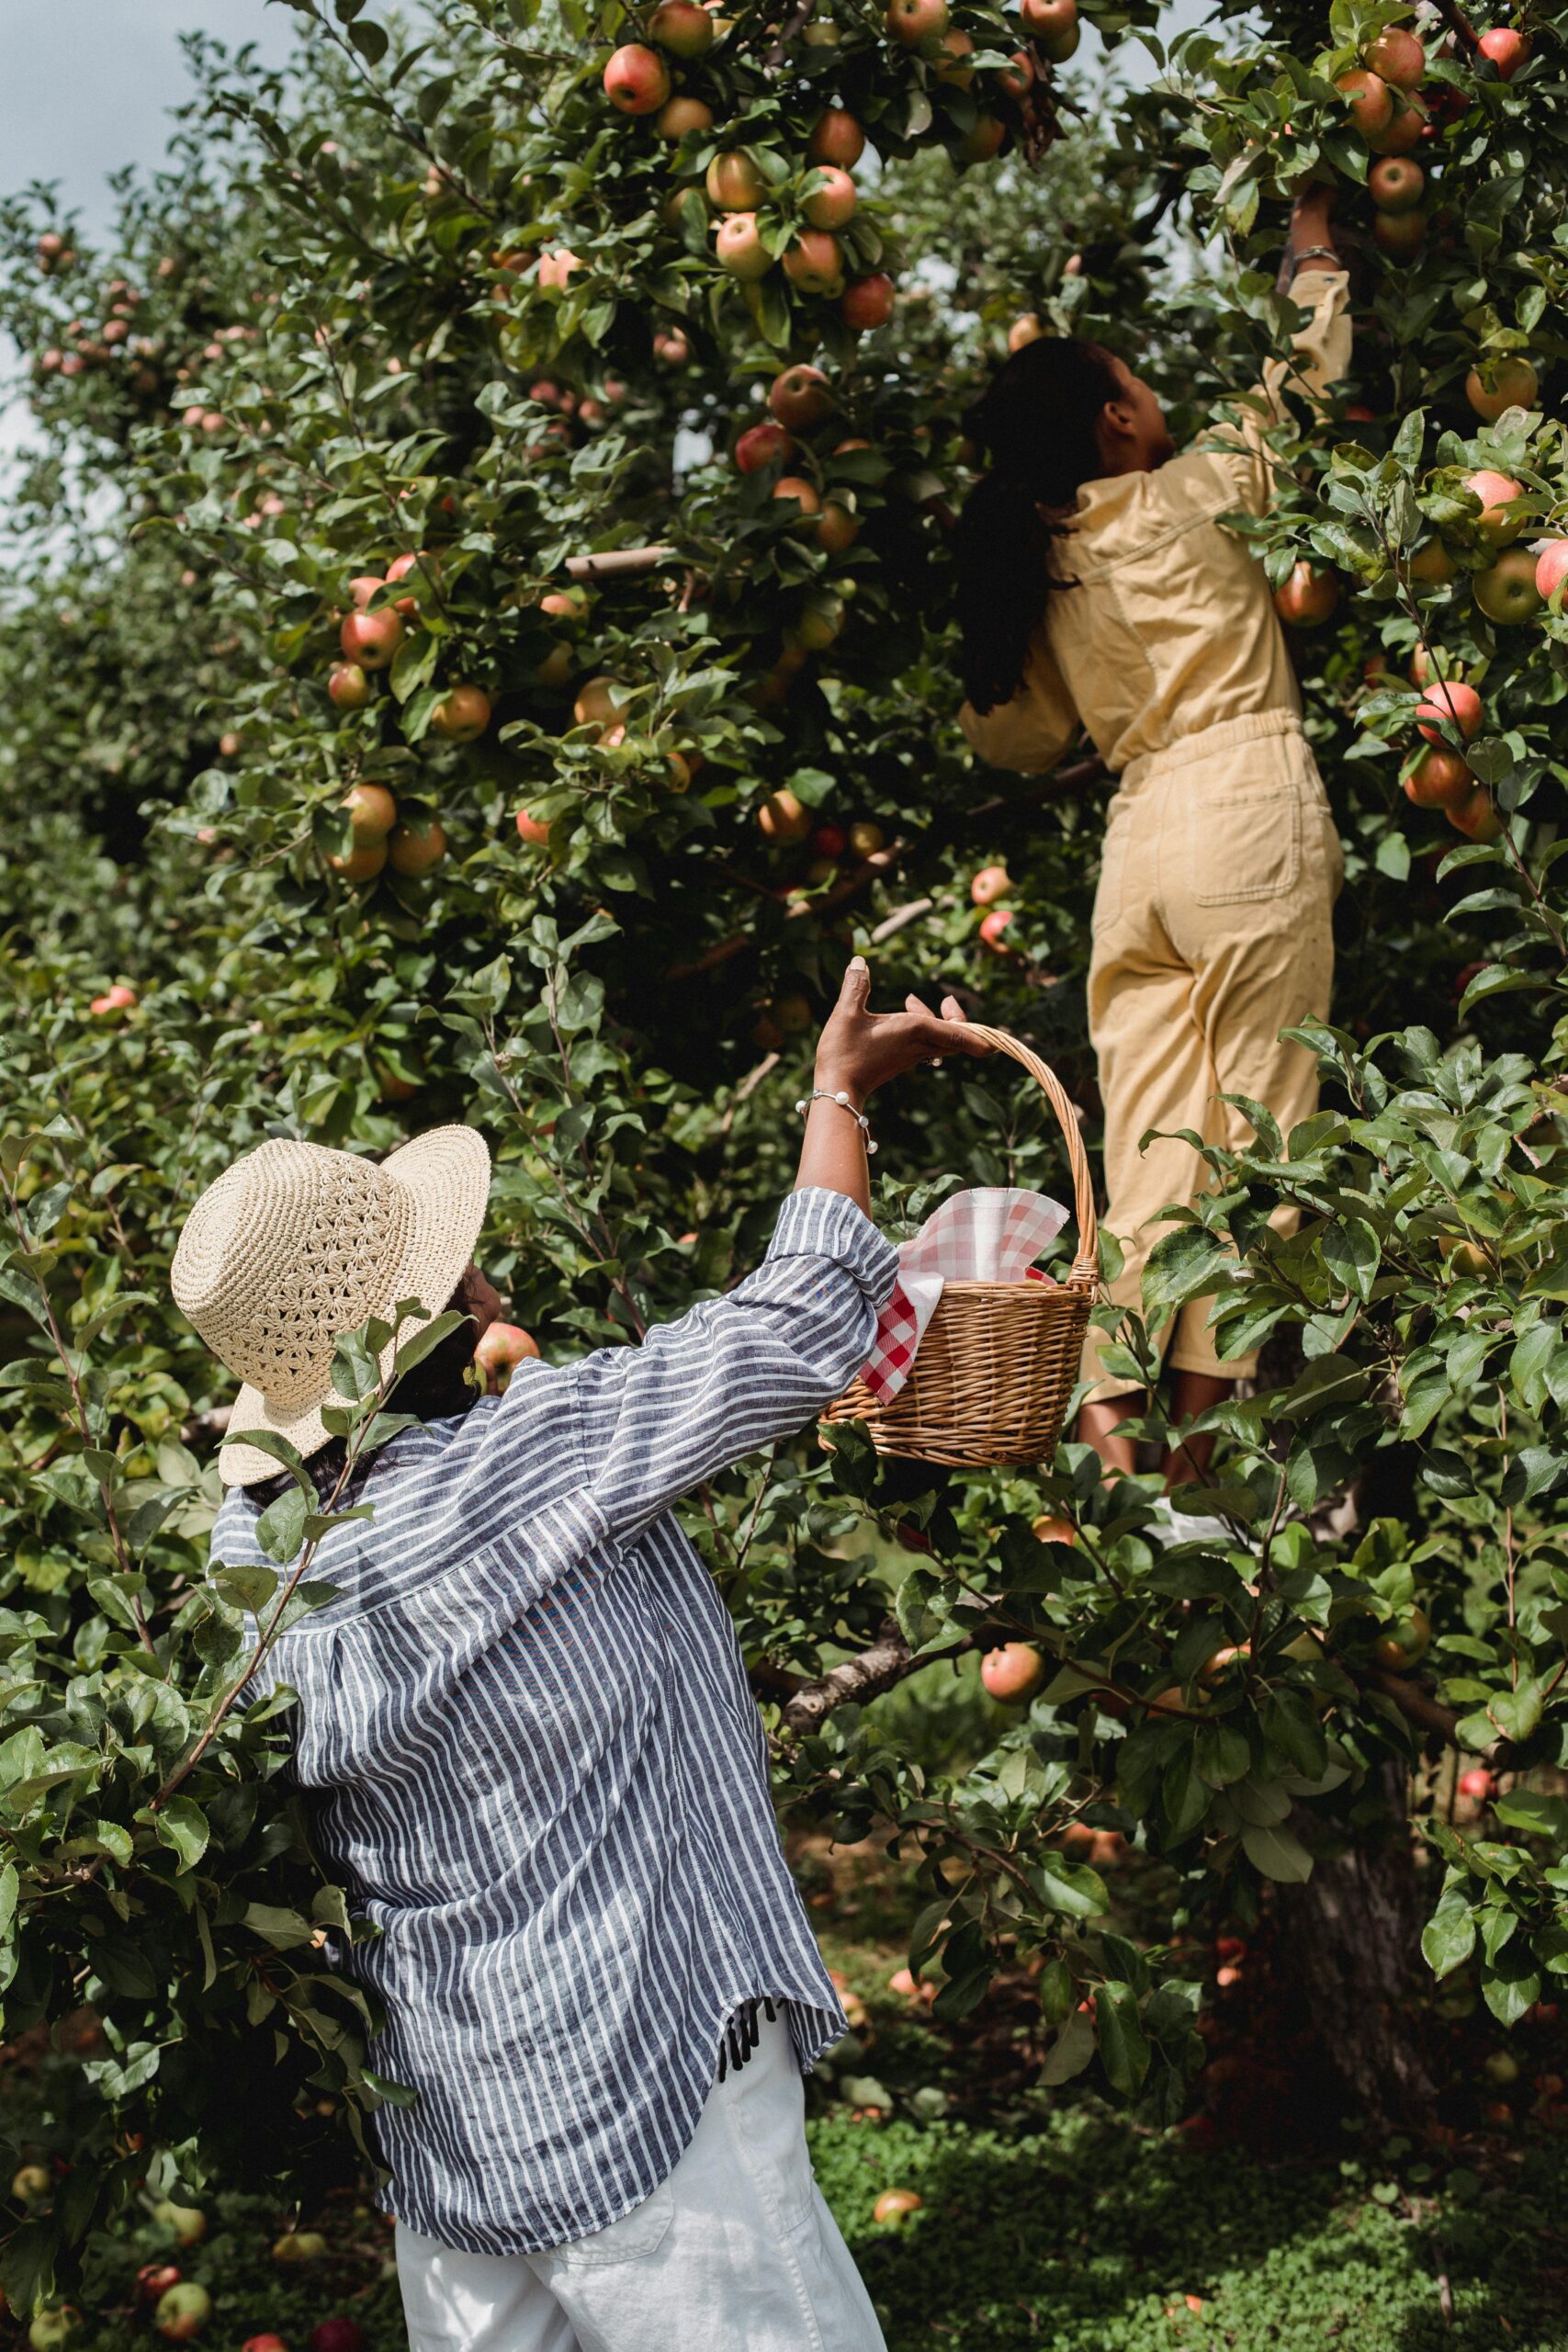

{"left": 961, "top": 273, "right": 1351, "bottom": 1401}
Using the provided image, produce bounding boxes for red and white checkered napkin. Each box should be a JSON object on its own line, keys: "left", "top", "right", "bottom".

{"left": 860, "top": 1188, "right": 1068, "bottom": 1404}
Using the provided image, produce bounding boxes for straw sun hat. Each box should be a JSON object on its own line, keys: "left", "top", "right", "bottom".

{"left": 171, "top": 1125, "right": 491, "bottom": 1488}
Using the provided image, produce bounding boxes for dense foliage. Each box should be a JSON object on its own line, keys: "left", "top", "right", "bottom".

{"left": 3, "top": 0, "right": 1568, "bottom": 2319}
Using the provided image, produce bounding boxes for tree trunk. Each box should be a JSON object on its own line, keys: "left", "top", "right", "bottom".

{"left": 1279, "top": 1760, "right": 1438, "bottom": 2132}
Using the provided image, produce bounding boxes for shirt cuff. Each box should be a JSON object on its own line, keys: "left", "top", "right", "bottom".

{"left": 767, "top": 1188, "right": 900, "bottom": 1314}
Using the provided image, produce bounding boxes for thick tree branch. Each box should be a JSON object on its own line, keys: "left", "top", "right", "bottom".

{"left": 1371, "top": 1668, "right": 1515, "bottom": 1766}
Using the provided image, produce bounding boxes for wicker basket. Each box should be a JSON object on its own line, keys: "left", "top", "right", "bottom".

{"left": 822, "top": 1026, "right": 1100, "bottom": 1467}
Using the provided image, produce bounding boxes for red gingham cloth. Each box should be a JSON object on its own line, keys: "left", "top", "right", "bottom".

{"left": 860, "top": 1188, "right": 1068, "bottom": 1404}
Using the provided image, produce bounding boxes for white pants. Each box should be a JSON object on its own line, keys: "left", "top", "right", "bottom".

{"left": 395, "top": 2017, "right": 887, "bottom": 2352}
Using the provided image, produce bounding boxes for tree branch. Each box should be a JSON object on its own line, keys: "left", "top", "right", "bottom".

{"left": 1371, "top": 1668, "right": 1515, "bottom": 1766}
{"left": 565, "top": 544, "right": 677, "bottom": 581}
{"left": 779, "top": 1623, "right": 970, "bottom": 1737}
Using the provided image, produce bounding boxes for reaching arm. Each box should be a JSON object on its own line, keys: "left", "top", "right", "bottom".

{"left": 1203, "top": 186, "right": 1352, "bottom": 514}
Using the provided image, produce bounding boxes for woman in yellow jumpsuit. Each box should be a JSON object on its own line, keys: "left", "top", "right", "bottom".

{"left": 957, "top": 192, "right": 1349, "bottom": 1483}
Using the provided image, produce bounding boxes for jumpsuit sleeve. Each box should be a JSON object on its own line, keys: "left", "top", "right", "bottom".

{"left": 1200, "top": 269, "right": 1352, "bottom": 516}
{"left": 960, "top": 629, "right": 1080, "bottom": 775}
{"left": 568, "top": 1187, "right": 899, "bottom": 1547}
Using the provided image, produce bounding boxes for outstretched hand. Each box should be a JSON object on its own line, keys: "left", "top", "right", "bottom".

{"left": 814, "top": 956, "right": 992, "bottom": 1106}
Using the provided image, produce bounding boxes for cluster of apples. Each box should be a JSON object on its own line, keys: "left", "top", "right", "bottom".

{"left": 331, "top": 782, "right": 447, "bottom": 885}
{"left": 970, "top": 859, "right": 1019, "bottom": 953}
{"left": 745, "top": 363, "right": 863, "bottom": 553}
{"left": 755, "top": 792, "right": 886, "bottom": 865}
{"left": 513, "top": 671, "right": 701, "bottom": 846}
{"left": 1337, "top": 18, "right": 1530, "bottom": 261}
{"left": 331, "top": 558, "right": 491, "bottom": 749}
{"left": 33, "top": 274, "right": 165, "bottom": 396}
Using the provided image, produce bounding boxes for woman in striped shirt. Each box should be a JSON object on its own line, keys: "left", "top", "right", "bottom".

{"left": 176, "top": 957, "right": 991, "bottom": 2352}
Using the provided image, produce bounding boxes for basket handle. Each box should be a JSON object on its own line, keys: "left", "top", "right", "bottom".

{"left": 953, "top": 1024, "right": 1100, "bottom": 1286}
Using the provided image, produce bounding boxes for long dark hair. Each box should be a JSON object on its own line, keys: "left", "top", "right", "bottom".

{"left": 241, "top": 1271, "right": 485, "bottom": 1516}
{"left": 956, "top": 334, "right": 1122, "bottom": 714}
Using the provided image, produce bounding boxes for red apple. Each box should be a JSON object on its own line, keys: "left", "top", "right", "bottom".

{"left": 1366, "top": 26, "right": 1426, "bottom": 87}
{"left": 1369, "top": 155, "right": 1424, "bottom": 210}
{"left": 137, "top": 2267, "right": 182, "bottom": 2302}
{"left": 802, "top": 166, "right": 857, "bottom": 231}
{"left": 243, "top": 2337, "right": 288, "bottom": 2350}
{"left": 574, "top": 675, "right": 629, "bottom": 729}
{"left": 783, "top": 231, "right": 842, "bottom": 294}
{"left": 348, "top": 573, "right": 387, "bottom": 611}
{"left": 653, "top": 326, "right": 692, "bottom": 365}
{"left": 308, "top": 2329, "right": 366, "bottom": 2352}
{"left": 89, "top": 984, "right": 137, "bottom": 1015}
{"left": 387, "top": 820, "right": 446, "bottom": 876}
{"left": 649, "top": 0, "right": 715, "bottom": 57}
{"left": 1478, "top": 26, "right": 1529, "bottom": 78}
{"left": 773, "top": 475, "right": 821, "bottom": 516}
{"left": 1374, "top": 209, "right": 1426, "bottom": 258}
{"left": 808, "top": 109, "right": 865, "bottom": 169}
{"left": 474, "top": 1322, "right": 541, "bottom": 1393}
{"left": 328, "top": 661, "right": 371, "bottom": 713}
{"left": 757, "top": 788, "right": 812, "bottom": 842}
{"left": 1021, "top": 0, "right": 1079, "bottom": 60}
{"left": 884, "top": 0, "right": 950, "bottom": 46}
{"left": 327, "top": 842, "right": 388, "bottom": 883}
{"left": 981, "top": 1642, "right": 1044, "bottom": 1702}
{"left": 935, "top": 26, "right": 975, "bottom": 82}
{"left": 769, "top": 364, "right": 832, "bottom": 430}
{"left": 736, "top": 420, "right": 796, "bottom": 473}
{"left": 716, "top": 212, "right": 772, "bottom": 280}
{"left": 1410, "top": 537, "right": 1457, "bottom": 584}
{"left": 341, "top": 783, "right": 398, "bottom": 842}
{"left": 840, "top": 273, "right": 895, "bottom": 331}
{"left": 1404, "top": 749, "right": 1472, "bottom": 809}
{"left": 1464, "top": 469, "right": 1525, "bottom": 542}
{"left": 1367, "top": 97, "right": 1427, "bottom": 154}
{"left": 430, "top": 684, "right": 492, "bottom": 741}
{"left": 957, "top": 116, "right": 1007, "bottom": 164}
{"left": 1336, "top": 68, "right": 1394, "bottom": 133}
{"left": 516, "top": 808, "right": 551, "bottom": 845}
{"left": 656, "top": 96, "right": 713, "bottom": 139}
{"left": 154, "top": 2284, "right": 212, "bottom": 2343}
{"left": 603, "top": 43, "right": 671, "bottom": 114}
{"left": 997, "top": 49, "right": 1035, "bottom": 96}
{"left": 340, "top": 608, "right": 403, "bottom": 671}
{"left": 1458, "top": 1767, "right": 1495, "bottom": 1802}
{"left": 386, "top": 548, "right": 439, "bottom": 613}
{"left": 1272, "top": 561, "right": 1337, "bottom": 627}
{"left": 979, "top": 907, "right": 1016, "bottom": 951}
{"left": 1473, "top": 546, "right": 1541, "bottom": 625}
{"left": 1536, "top": 540, "right": 1568, "bottom": 603}
{"left": 816, "top": 499, "right": 860, "bottom": 553}
{"left": 1416, "top": 680, "right": 1483, "bottom": 742}
{"left": 873, "top": 2188, "right": 923, "bottom": 2225}
{"left": 812, "top": 822, "right": 848, "bottom": 857}
{"left": 970, "top": 863, "right": 1012, "bottom": 906}
{"left": 706, "top": 151, "right": 766, "bottom": 210}
{"left": 1465, "top": 357, "right": 1539, "bottom": 422}
{"left": 1450, "top": 785, "right": 1502, "bottom": 842}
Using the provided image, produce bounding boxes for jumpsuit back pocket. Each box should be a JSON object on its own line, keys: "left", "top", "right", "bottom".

{"left": 1181, "top": 740, "right": 1303, "bottom": 906}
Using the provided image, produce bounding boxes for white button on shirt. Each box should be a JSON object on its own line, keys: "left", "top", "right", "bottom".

{"left": 211, "top": 1188, "right": 899, "bottom": 2256}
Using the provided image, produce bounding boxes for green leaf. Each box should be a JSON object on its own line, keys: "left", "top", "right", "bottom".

{"left": 152, "top": 1796, "right": 209, "bottom": 1875}
{"left": 1241, "top": 1822, "right": 1314, "bottom": 1883}
{"left": 254, "top": 1485, "right": 308, "bottom": 1566}
{"left": 1038, "top": 2006, "right": 1095, "bottom": 2085}
{"left": 1096, "top": 1980, "right": 1151, "bottom": 2097}
{"left": 1421, "top": 1894, "right": 1476, "bottom": 1979}
{"left": 1495, "top": 1790, "right": 1568, "bottom": 1845}
{"left": 1142, "top": 1227, "right": 1230, "bottom": 1322}
{"left": 1194, "top": 1720, "right": 1252, "bottom": 1788}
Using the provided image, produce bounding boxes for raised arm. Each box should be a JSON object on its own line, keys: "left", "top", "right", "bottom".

{"left": 521, "top": 963, "right": 993, "bottom": 1551}
{"left": 1201, "top": 186, "right": 1352, "bottom": 514}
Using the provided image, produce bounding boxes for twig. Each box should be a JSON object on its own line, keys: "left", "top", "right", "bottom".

{"left": 565, "top": 544, "right": 677, "bottom": 581}
{"left": 1435, "top": 0, "right": 1482, "bottom": 52}
{"left": 869, "top": 897, "right": 934, "bottom": 944}
{"left": 781, "top": 1623, "right": 968, "bottom": 1737}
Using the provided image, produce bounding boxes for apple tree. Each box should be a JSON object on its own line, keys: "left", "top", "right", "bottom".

{"left": 3, "top": 0, "right": 1568, "bottom": 2312}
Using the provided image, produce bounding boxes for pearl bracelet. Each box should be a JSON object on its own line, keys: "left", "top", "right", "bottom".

{"left": 795, "top": 1088, "right": 877, "bottom": 1154}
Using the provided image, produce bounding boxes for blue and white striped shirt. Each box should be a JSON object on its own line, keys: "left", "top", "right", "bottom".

{"left": 211, "top": 1187, "right": 898, "bottom": 2256}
